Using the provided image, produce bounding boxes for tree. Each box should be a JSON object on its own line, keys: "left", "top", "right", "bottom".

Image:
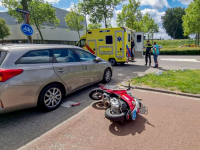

{"left": 2, "top": 0, "right": 60, "bottom": 43}
{"left": 161, "top": 7, "right": 188, "bottom": 39}
{"left": 116, "top": 0, "right": 141, "bottom": 31}
{"left": 89, "top": 0, "right": 123, "bottom": 28}
{"left": 78, "top": 0, "right": 94, "bottom": 32}
{"left": 148, "top": 20, "right": 159, "bottom": 43}
{"left": 0, "top": 17, "right": 11, "bottom": 44}
{"left": 65, "top": 4, "right": 85, "bottom": 38}
{"left": 182, "top": 0, "right": 200, "bottom": 46}
{"left": 88, "top": 23, "right": 102, "bottom": 29}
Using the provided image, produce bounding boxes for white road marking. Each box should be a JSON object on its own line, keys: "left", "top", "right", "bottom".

{"left": 160, "top": 58, "right": 200, "bottom": 62}
{"left": 118, "top": 74, "right": 124, "bottom": 76}
{"left": 61, "top": 101, "right": 79, "bottom": 108}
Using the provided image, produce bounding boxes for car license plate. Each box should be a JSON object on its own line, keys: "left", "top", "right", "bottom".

{"left": 132, "top": 110, "right": 136, "bottom": 120}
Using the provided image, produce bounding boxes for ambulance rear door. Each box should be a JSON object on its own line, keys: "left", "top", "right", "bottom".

{"left": 134, "top": 32, "right": 144, "bottom": 58}
{"left": 115, "top": 30, "right": 124, "bottom": 58}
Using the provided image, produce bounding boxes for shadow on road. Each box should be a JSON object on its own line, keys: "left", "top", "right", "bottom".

{"left": 109, "top": 115, "right": 154, "bottom": 136}
{"left": 92, "top": 101, "right": 105, "bottom": 110}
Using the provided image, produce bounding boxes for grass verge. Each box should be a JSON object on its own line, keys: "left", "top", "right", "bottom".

{"left": 130, "top": 69, "right": 200, "bottom": 94}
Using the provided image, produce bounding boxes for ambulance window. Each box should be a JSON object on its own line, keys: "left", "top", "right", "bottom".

{"left": 106, "top": 36, "right": 113, "bottom": 44}
{"left": 128, "top": 34, "right": 130, "bottom": 42}
{"left": 137, "top": 35, "right": 141, "bottom": 42}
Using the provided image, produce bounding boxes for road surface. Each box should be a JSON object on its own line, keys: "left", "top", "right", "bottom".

{"left": 0, "top": 55, "right": 200, "bottom": 150}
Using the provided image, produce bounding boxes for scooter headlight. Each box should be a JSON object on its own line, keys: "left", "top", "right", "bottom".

{"left": 132, "top": 101, "right": 136, "bottom": 105}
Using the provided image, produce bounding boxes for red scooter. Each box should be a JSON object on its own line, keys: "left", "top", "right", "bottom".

{"left": 89, "top": 84, "right": 148, "bottom": 123}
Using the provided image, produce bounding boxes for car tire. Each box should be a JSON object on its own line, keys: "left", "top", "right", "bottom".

{"left": 38, "top": 84, "right": 64, "bottom": 111}
{"left": 102, "top": 68, "right": 112, "bottom": 83}
{"left": 109, "top": 58, "right": 116, "bottom": 66}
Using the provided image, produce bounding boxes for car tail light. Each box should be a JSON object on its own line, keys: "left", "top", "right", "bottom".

{"left": 0, "top": 69, "right": 23, "bottom": 82}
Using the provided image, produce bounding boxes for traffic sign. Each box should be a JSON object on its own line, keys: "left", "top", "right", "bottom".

{"left": 20, "top": 24, "right": 33, "bottom": 36}
{"left": 16, "top": 8, "right": 30, "bottom": 14}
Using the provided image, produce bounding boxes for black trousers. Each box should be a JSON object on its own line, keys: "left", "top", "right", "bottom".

{"left": 145, "top": 52, "right": 151, "bottom": 65}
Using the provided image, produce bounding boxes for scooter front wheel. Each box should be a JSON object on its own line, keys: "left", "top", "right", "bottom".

{"left": 105, "top": 108, "right": 127, "bottom": 122}
{"left": 89, "top": 88, "right": 104, "bottom": 100}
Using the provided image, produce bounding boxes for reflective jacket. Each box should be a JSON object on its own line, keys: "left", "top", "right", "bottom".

{"left": 146, "top": 44, "right": 152, "bottom": 53}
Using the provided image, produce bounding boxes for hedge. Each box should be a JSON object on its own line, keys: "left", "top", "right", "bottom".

{"left": 143, "top": 50, "right": 200, "bottom": 55}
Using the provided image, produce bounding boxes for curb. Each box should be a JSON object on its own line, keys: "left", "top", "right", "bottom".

{"left": 121, "top": 82, "right": 200, "bottom": 99}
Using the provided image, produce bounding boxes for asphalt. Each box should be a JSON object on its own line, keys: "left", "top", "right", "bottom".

{"left": 0, "top": 55, "right": 200, "bottom": 150}
{"left": 19, "top": 90, "right": 200, "bottom": 150}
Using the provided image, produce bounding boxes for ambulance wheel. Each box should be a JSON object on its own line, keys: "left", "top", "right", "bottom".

{"left": 109, "top": 59, "right": 116, "bottom": 66}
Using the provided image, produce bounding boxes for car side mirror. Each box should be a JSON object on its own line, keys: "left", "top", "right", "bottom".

{"left": 94, "top": 57, "right": 101, "bottom": 62}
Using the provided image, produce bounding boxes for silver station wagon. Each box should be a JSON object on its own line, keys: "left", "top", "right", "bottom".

{"left": 0, "top": 44, "right": 112, "bottom": 113}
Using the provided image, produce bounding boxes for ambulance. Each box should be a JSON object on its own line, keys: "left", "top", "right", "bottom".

{"left": 76, "top": 27, "right": 144, "bottom": 66}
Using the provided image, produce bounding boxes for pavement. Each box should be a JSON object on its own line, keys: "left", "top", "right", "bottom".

{"left": 0, "top": 55, "right": 200, "bottom": 150}
{"left": 18, "top": 90, "right": 200, "bottom": 150}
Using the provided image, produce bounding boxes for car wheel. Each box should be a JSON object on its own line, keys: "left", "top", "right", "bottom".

{"left": 102, "top": 68, "right": 112, "bottom": 83}
{"left": 38, "top": 84, "right": 64, "bottom": 111}
{"left": 109, "top": 58, "right": 116, "bottom": 66}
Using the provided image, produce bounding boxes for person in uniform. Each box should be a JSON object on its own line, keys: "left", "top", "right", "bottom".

{"left": 145, "top": 40, "right": 152, "bottom": 66}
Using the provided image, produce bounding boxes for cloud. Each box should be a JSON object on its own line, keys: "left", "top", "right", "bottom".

{"left": 62, "top": 2, "right": 75, "bottom": 11}
{"left": 140, "top": 0, "right": 169, "bottom": 10}
{"left": 141, "top": 8, "right": 171, "bottom": 39}
{"left": 176, "top": 0, "right": 193, "bottom": 5}
{"left": 0, "top": 0, "right": 7, "bottom": 12}
{"left": 45, "top": 0, "right": 60, "bottom": 4}
{"left": 124, "top": 0, "right": 169, "bottom": 10}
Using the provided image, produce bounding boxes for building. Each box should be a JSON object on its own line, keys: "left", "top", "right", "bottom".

{"left": 0, "top": 7, "right": 85, "bottom": 45}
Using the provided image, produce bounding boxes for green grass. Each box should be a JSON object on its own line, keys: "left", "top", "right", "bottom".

{"left": 145, "top": 39, "right": 197, "bottom": 49}
{"left": 161, "top": 47, "right": 200, "bottom": 51}
{"left": 130, "top": 69, "right": 200, "bottom": 94}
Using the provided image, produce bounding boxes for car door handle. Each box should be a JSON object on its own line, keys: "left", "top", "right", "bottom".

{"left": 58, "top": 68, "right": 65, "bottom": 73}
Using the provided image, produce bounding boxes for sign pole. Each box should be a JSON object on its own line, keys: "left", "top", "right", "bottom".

{"left": 17, "top": 8, "right": 32, "bottom": 44}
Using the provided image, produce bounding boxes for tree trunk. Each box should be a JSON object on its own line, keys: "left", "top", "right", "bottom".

{"left": 104, "top": 17, "right": 107, "bottom": 28}
{"left": 21, "top": 0, "right": 33, "bottom": 44}
{"left": 78, "top": 31, "right": 80, "bottom": 39}
{"left": 37, "top": 28, "right": 44, "bottom": 44}
{"left": 151, "top": 32, "right": 153, "bottom": 44}
{"left": 85, "top": 15, "right": 87, "bottom": 32}
{"left": 198, "top": 32, "right": 199, "bottom": 47}
{"left": 34, "top": 20, "right": 44, "bottom": 44}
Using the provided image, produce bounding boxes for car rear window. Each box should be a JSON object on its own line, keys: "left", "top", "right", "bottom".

{"left": 16, "top": 50, "right": 52, "bottom": 64}
{"left": 0, "top": 51, "right": 7, "bottom": 65}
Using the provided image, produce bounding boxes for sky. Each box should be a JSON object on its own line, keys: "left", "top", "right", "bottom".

{"left": 0, "top": 0, "right": 193, "bottom": 39}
